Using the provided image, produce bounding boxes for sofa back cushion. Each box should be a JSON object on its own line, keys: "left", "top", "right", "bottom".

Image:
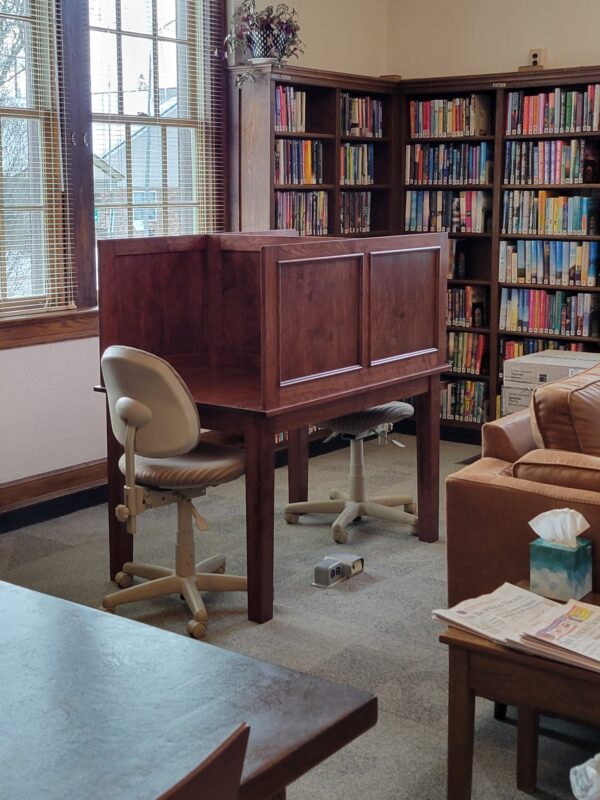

{"left": 531, "top": 363, "right": 600, "bottom": 455}
{"left": 512, "top": 449, "right": 600, "bottom": 492}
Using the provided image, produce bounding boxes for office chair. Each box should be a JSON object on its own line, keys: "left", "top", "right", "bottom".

{"left": 101, "top": 345, "right": 247, "bottom": 639}
{"left": 284, "top": 402, "right": 417, "bottom": 543}
{"left": 158, "top": 723, "right": 249, "bottom": 800}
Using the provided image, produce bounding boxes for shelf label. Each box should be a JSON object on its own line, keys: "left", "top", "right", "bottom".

{"left": 492, "top": 82, "right": 507, "bottom": 88}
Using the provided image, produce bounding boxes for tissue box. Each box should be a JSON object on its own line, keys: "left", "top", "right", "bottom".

{"left": 530, "top": 537, "right": 592, "bottom": 601}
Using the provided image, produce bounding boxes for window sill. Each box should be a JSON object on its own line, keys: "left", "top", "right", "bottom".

{"left": 0, "top": 307, "right": 99, "bottom": 350}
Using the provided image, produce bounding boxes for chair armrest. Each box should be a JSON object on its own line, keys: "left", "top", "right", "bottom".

{"left": 482, "top": 408, "right": 536, "bottom": 462}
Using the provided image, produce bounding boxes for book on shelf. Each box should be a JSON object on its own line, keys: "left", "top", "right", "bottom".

{"left": 499, "top": 239, "right": 599, "bottom": 286}
{"left": 501, "top": 190, "right": 600, "bottom": 235}
{"left": 274, "top": 85, "right": 306, "bottom": 133}
{"left": 447, "top": 331, "right": 488, "bottom": 375}
{"left": 434, "top": 582, "right": 600, "bottom": 675}
{"left": 405, "top": 190, "right": 491, "bottom": 233}
{"left": 440, "top": 379, "right": 487, "bottom": 423}
{"left": 447, "top": 285, "right": 487, "bottom": 327}
{"left": 340, "top": 143, "right": 374, "bottom": 185}
{"left": 505, "top": 85, "right": 600, "bottom": 136}
{"left": 405, "top": 141, "right": 493, "bottom": 185}
{"left": 274, "top": 139, "right": 324, "bottom": 185}
{"left": 275, "top": 191, "right": 329, "bottom": 235}
{"left": 447, "top": 240, "right": 469, "bottom": 279}
{"left": 500, "top": 337, "right": 583, "bottom": 372}
{"left": 409, "top": 93, "right": 491, "bottom": 138}
{"left": 340, "top": 93, "right": 383, "bottom": 137}
{"left": 499, "top": 287, "right": 600, "bottom": 337}
{"left": 340, "top": 191, "right": 372, "bottom": 234}
{"left": 503, "top": 139, "right": 600, "bottom": 185}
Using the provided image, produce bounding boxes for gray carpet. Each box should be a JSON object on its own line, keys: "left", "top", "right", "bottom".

{"left": 0, "top": 436, "right": 595, "bottom": 799}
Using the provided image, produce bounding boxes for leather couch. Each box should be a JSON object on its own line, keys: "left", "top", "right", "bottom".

{"left": 446, "top": 364, "right": 600, "bottom": 606}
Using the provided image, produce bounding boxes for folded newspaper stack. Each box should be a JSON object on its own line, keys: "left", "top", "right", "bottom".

{"left": 433, "top": 583, "right": 600, "bottom": 674}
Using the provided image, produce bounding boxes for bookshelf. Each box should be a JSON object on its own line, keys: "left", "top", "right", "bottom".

{"left": 400, "top": 66, "right": 600, "bottom": 429}
{"left": 227, "top": 64, "right": 398, "bottom": 237}
{"left": 229, "top": 64, "right": 600, "bottom": 433}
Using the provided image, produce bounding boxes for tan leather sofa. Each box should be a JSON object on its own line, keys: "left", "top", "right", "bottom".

{"left": 446, "top": 364, "right": 600, "bottom": 606}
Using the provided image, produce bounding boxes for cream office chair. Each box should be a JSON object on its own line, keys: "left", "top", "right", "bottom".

{"left": 284, "top": 402, "right": 417, "bottom": 543}
{"left": 101, "top": 345, "right": 247, "bottom": 639}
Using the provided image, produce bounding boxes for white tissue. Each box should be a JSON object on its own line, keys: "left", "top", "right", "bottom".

{"left": 571, "top": 753, "right": 600, "bottom": 800}
{"left": 528, "top": 508, "right": 590, "bottom": 548}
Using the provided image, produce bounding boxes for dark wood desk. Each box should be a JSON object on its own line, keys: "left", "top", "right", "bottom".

{"left": 0, "top": 581, "right": 377, "bottom": 800}
{"left": 98, "top": 232, "right": 447, "bottom": 623}
{"left": 441, "top": 625, "right": 600, "bottom": 799}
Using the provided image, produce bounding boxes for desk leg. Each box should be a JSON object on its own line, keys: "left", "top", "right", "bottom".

{"left": 244, "top": 423, "right": 275, "bottom": 623}
{"left": 414, "top": 374, "right": 440, "bottom": 543}
{"left": 267, "top": 792, "right": 286, "bottom": 800}
{"left": 447, "top": 647, "right": 475, "bottom": 800}
{"left": 287, "top": 427, "right": 309, "bottom": 503}
{"left": 106, "top": 409, "right": 131, "bottom": 580}
{"left": 517, "top": 706, "right": 539, "bottom": 793}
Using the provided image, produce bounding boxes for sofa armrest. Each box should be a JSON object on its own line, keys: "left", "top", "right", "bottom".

{"left": 446, "top": 458, "right": 600, "bottom": 606}
{"left": 482, "top": 408, "right": 536, "bottom": 462}
{"left": 513, "top": 449, "right": 600, "bottom": 492}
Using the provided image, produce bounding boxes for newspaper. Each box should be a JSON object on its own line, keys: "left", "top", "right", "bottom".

{"left": 506, "top": 599, "right": 600, "bottom": 673}
{"left": 432, "top": 582, "right": 560, "bottom": 644}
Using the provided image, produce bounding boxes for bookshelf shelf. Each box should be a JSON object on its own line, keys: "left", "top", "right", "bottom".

{"left": 499, "top": 233, "right": 600, "bottom": 241}
{"left": 448, "top": 232, "right": 492, "bottom": 239}
{"left": 408, "top": 135, "right": 495, "bottom": 144}
{"left": 444, "top": 371, "right": 490, "bottom": 381}
{"left": 506, "top": 131, "right": 600, "bottom": 141}
{"left": 339, "top": 184, "right": 391, "bottom": 190}
{"left": 498, "top": 330, "right": 600, "bottom": 343}
{"left": 341, "top": 135, "right": 391, "bottom": 143}
{"left": 407, "top": 183, "right": 493, "bottom": 190}
{"left": 448, "top": 278, "right": 491, "bottom": 286}
{"left": 447, "top": 325, "right": 491, "bottom": 334}
{"left": 499, "top": 282, "right": 600, "bottom": 292}
{"left": 274, "top": 131, "right": 336, "bottom": 139}
{"left": 275, "top": 184, "right": 335, "bottom": 190}
{"left": 440, "top": 419, "right": 484, "bottom": 430}
{"left": 502, "top": 183, "right": 600, "bottom": 190}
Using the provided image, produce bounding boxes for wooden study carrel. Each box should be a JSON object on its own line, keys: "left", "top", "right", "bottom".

{"left": 98, "top": 231, "right": 447, "bottom": 622}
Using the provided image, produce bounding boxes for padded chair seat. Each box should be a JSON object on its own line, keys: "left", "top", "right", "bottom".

{"left": 322, "top": 401, "right": 414, "bottom": 436}
{"left": 119, "top": 442, "right": 245, "bottom": 490}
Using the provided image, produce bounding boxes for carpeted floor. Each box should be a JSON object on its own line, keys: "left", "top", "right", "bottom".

{"left": 1, "top": 436, "right": 597, "bottom": 799}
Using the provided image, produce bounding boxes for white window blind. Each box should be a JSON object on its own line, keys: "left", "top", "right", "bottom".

{"left": 0, "top": 0, "right": 76, "bottom": 316}
{"left": 89, "top": 0, "right": 225, "bottom": 240}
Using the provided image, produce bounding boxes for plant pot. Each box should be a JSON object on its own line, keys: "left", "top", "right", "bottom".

{"left": 247, "top": 29, "right": 272, "bottom": 59}
{"left": 272, "top": 30, "right": 290, "bottom": 60}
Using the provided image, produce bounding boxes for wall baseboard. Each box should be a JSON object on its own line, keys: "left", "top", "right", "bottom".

{"left": 0, "top": 460, "right": 107, "bottom": 514}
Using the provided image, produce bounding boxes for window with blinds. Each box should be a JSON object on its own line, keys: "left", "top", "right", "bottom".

{"left": 0, "top": 0, "right": 76, "bottom": 316}
{"left": 89, "top": 0, "right": 225, "bottom": 240}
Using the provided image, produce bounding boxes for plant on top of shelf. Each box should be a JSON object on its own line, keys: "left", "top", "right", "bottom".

{"left": 224, "top": 1, "right": 304, "bottom": 64}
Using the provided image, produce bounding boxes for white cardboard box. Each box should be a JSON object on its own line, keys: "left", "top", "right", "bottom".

{"left": 501, "top": 384, "right": 535, "bottom": 416}
{"left": 503, "top": 351, "right": 600, "bottom": 388}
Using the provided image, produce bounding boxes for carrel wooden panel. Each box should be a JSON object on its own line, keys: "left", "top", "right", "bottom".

{"left": 369, "top": 247, "right": 440, "bottom": 365}
{"left": 278, "top": 253, "right": 362, "bottom": 384}
{"left": 220, "top": 249, "right": 262, "bottom": 369}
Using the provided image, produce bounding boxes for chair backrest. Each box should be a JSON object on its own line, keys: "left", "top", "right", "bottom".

{"left": 101, "top": 345, "right": 201, "bottom": 458}
{"left": 158, "top": 723, "right": 249, "bottom": 800}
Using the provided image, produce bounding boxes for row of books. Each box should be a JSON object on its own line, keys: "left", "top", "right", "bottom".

{"left": 505, "top": 86, "right": 600, "bottom": 136}
{"left": 405, "top": 190, "right": 491, "bottom": 233}
{"left": 340, "top": 93, "right": 383, "bottom": 138}
{"left": 499, "top": 239, "right": 599, "bottom": 286}
{"left": 447, "top": 331, "right": 488, "bottom": 375}
{"left": 447, "top": 286, "right": 487, "bottom": 327}
{"left": 340, "top": 143, "right": 375, "bottom": 185}
{"left": 501, "top": 190, "right": 600, "bottom": 235}
{"left": 447, "top": 240, "right": 469, "bottom": 279}
{"left": 499, "top": 287, "right": 600, "bottom": 337}
{"left": 440, "top": 380, "right": 487, "bottom": 424}
{"left": 275, "top": 191, "right": 328, "bottom": 236}
{"left": 503, "top": 139, "right": 600, "bottom": 185}
{"left": 340, "top": 191, "right": 371, "bottom": 234}
{"left": 409, "top": 94, "right": 490, "bottom": 139}
{"left": 405, "top": 141, "right": 493, "bottom": 185}
{"left": 274, "top": 85, "right": 306, "bottom": 133}
{"left": 500, "top": 337, "right": 583, "bottom": 370}
{"left": 274, "top": 139, "right": 324, "bottom": 185}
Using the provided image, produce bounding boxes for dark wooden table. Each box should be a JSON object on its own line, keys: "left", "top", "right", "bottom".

{"left": 441, "top": 625, "right": 600, "bottom": 799}
{"left": 0, "top": 581, "right": 377, "bottom": 800}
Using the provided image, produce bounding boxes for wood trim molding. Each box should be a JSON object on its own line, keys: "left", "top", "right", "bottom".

{"left": 0, "top": 307, "right": 99, "bottom": 350}
{"left": 0, "top": 459, "right": 107, "bottom": 514}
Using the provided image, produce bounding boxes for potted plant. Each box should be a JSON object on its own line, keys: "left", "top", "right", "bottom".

{"left": 224, "top": 1, "right": 304, "bottom": 64}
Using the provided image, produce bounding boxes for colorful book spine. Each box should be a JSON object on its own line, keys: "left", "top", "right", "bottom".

{"left": 440, "top": 380, "right": 487, "bottom": 423}
{"left": 275, "top": 191, "right": 328, "bottom": 235}
{"left": 502, "top": 190, "right": 600, "bottom": 235}
{"left": 499, "top": 239, "right": 598, "bottom": 287}
{"left": 340, "top": 191, "right": 372, "bottom": 234}
{"left": 405, "top": 190, "right": 490, "bottom": 233}
{"left": 275, "top": 139, "right": 323, "bottom": 185}
{"left": 405, "top": 142, "right": 493, "bottom": 185}
{"left": 274, "top": 86, "right": 306, "bottom": 133}
{"left": 340, "top": 143, "right": 375, "bottom": 185}
{"left": 446, "top": 331, "right": 488, "bottom": 374}
{"left": 409, "top": 94, "right": 491, "bottom": 138}
{"left": 341, "top": 94, "right": 383, "bottom": 137}
{"left": 506, "top": 86, "right": 600, "bottom": 135}
{"left": 499, "top": 288, "right": 600, "bottom": 337}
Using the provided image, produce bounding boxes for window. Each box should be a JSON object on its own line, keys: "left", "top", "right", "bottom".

{"left": 0, "top": 0, "right": 224, "bottom": 331}
{"left": 89, "top": 0, "right": 225, "bottom": 240}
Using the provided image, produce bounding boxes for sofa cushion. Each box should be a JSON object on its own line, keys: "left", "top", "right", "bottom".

{"left": 530, "top": 363, "right": 600, "bottom": 455}
{"left": 512, "top": 449, "right": 600, "bottom": 492}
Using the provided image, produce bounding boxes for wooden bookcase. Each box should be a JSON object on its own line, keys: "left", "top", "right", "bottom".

{"left": 227, "top": 64, "right": 399, "bottom": 237}
{"left": 228, "top": 63, "right": 600, "bottom": 433}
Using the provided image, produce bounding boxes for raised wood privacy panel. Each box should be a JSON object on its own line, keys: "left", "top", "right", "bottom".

{"left": 369, "top": 247, "right": 441, "bottom": 365}
{"left": 278, "top": 253, "right": 363, "bottom": 384}
{"left": 220, "top": 249, "right": 262, "bottom": 369}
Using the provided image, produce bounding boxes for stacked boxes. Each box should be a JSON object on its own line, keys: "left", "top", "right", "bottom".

{"left": 501, "top": 351, "right": 600, "bottom": 416}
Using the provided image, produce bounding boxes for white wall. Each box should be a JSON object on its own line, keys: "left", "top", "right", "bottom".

{"left": 5, "top": 2, "right": 599, "bottom": 484}
{"left": 0, "top": 338, "right": 106, "bottom": 483}
{"left": 387, "top": 0, "right": 600, "bottom": 78}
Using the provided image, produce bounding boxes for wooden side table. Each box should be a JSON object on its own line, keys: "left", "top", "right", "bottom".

{"left": 441, "top": 627, "right": 600, "bottom": 799}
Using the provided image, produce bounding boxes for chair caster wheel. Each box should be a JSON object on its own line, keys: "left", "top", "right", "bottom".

{"left": 285, "top": 512, "right": 299, "bottom": 524}
{"left": 187, "top": 620, "right": 207, "bottom": 639}
{"left": 115, "top": 571, "right": 133, "bottom": 588}
{"left": 332, "top": 528, "right": 348, "bottom": 544}
{"left": 329, "top": 490, "right": 343, "bottom": 500}
{"left": 405, "top": 502, "right": 417, "bottom": 515}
